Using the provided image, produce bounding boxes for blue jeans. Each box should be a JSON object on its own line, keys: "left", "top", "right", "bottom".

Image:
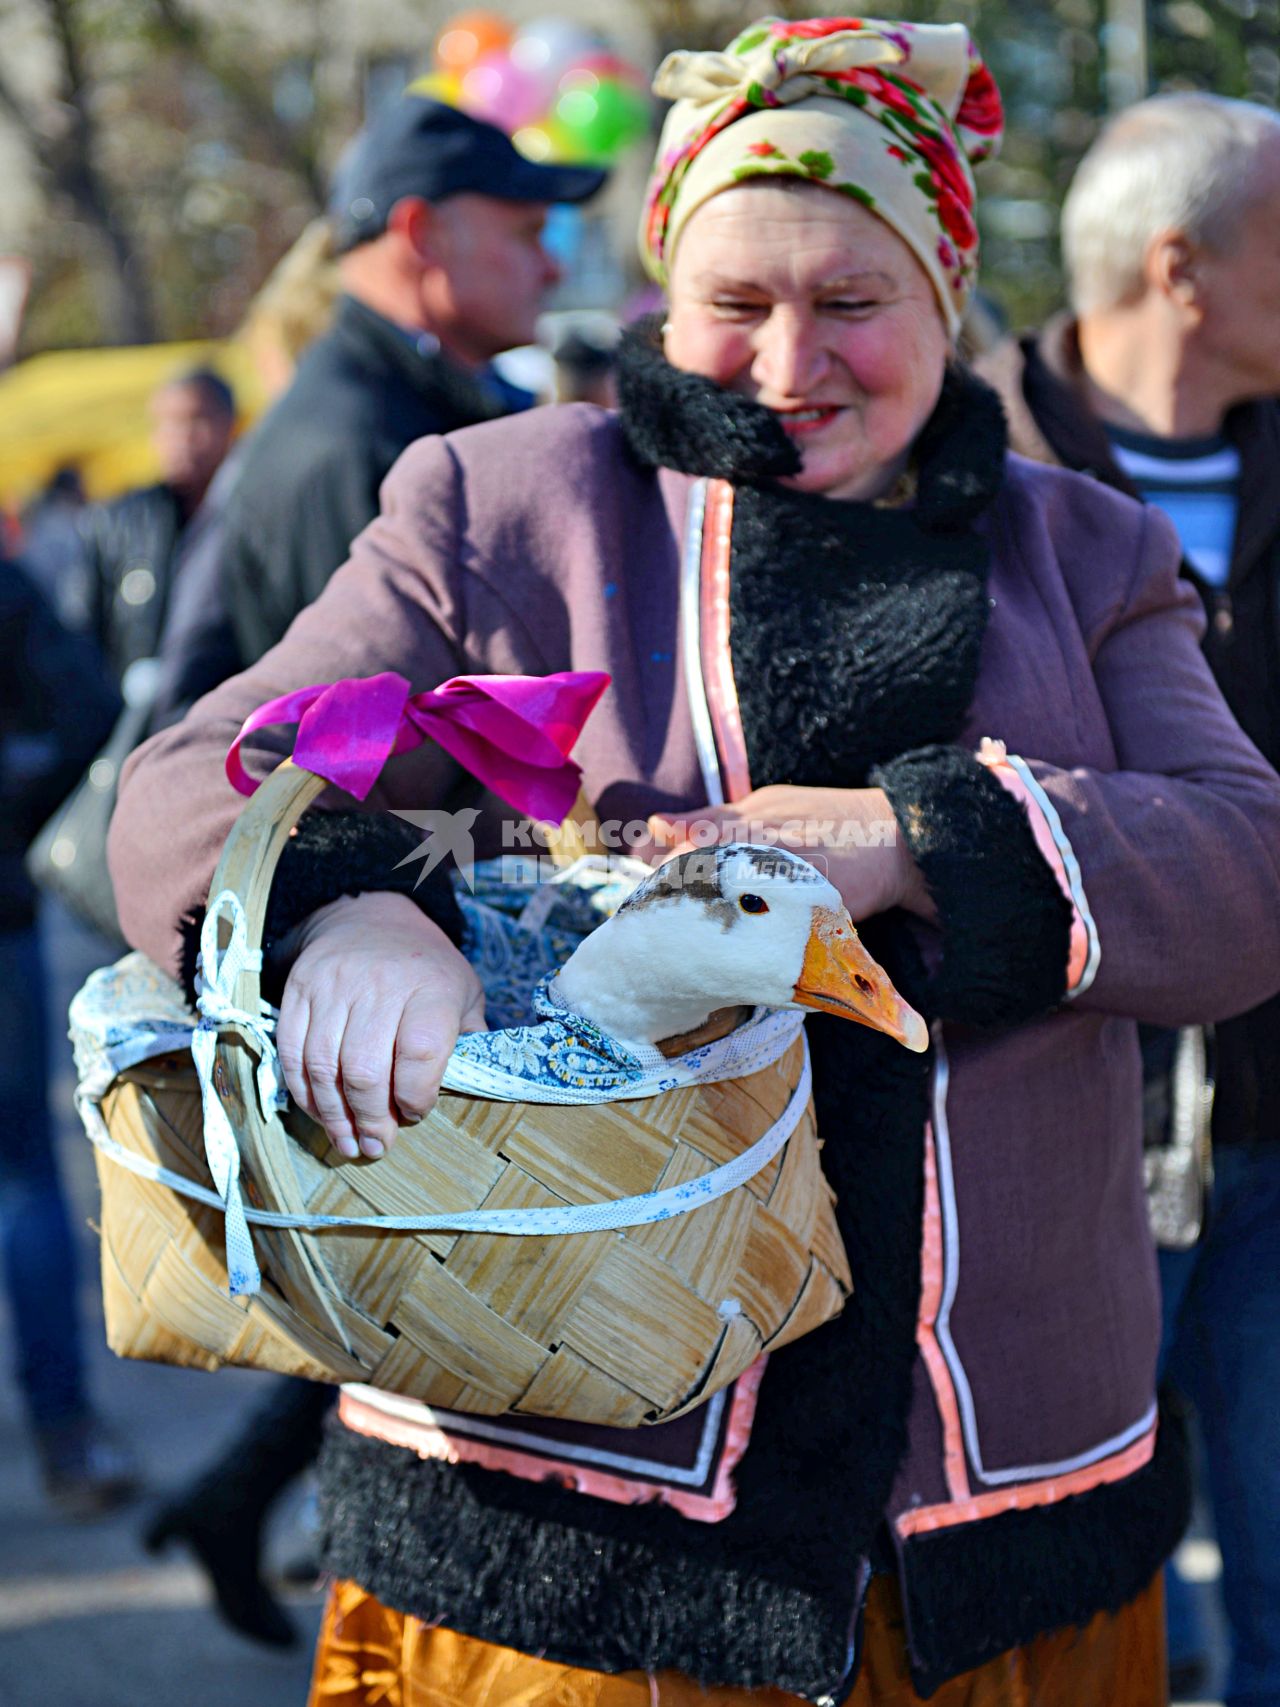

{"left": 1160, "top": 1141, "right": 1280, "bottom": 1707}
{"left": 0, "top": 925, "right": 87, "bottom": 1428}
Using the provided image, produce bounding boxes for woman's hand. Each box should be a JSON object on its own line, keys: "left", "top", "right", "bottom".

{"left": 273, "top": 892, "right": 486, "bottom": 1162}
{"left": 649, "top": 784, "right": 935, "bottom": 922}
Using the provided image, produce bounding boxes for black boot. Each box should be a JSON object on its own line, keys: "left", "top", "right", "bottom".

{"left": 143, "top": 1377, "right": 335, "bottom": 1648}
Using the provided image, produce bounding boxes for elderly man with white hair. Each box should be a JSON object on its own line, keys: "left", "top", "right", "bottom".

{"left": 979, "top": 91, "right": 1280, "bottom": 1707}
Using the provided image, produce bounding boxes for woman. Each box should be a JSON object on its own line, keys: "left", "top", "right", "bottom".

{"left": 109, "top": 17, "right": 1280, "bottom": 1705}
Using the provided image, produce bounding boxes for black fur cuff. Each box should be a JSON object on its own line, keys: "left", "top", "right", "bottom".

{"left": 178, "top": 808, "right": 465, "bottom": 1002}
{"left": 872, "top": 745, "right": 1073, "bottom": 1028}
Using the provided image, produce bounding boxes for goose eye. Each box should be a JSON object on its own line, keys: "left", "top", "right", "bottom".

{"left": 739, "top": 893, "right": 769, "bottom": 914}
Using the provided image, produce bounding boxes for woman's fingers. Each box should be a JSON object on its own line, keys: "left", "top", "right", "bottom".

{"left": 275, "top": 990, "right": 354, "bottom": 1150}
{"left": 391, "top": 989, "right": 460, "bottom": 1125}
{"left": 338, "top": 995, "right": 402, "bottom": 1158}
{"left": 272, "top": 897, "right": 494, "bottom": 1162}
{"left": 274, "top": 989, "right": 311, "bottom": 1112}
{"left": 392, "top": 967, "right": 488, "bottom": 1122}
{"left": 300, "top": 1004, "right": 363, "bottom": 1158}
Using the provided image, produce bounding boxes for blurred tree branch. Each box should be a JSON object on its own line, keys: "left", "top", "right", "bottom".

{"left": 0, "top": 0, "right": 158, "bottom": 343}
{"left": 146, "top": 0, "right": 327, "bottom": 206}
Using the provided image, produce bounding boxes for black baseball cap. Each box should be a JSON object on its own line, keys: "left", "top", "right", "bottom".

{"left": 329, "top": 95, "right": 608, "bottom": 253}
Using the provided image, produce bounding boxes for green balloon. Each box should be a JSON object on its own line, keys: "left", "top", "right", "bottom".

{"left": 553, "top": 77, "right": 648, "bottom": 162}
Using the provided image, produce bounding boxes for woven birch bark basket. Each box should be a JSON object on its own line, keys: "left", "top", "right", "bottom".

{"left": 93, "top": 761, "right": 853, "bottom": 1426}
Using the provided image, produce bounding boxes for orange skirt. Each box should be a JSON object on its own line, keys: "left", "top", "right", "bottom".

{"left": 307, "top": 1571, "right": 1166, "bottom": 1707}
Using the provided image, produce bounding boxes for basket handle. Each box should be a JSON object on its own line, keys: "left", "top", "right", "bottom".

{"left": 203, "top": 760, "right": 347, "bottom": 1349}
{"left": 201, "top": 760, "right": 604, "bottom": 1345}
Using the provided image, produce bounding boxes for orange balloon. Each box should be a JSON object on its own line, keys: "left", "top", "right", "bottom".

{"left": 435, "top": 10, "right": 514, "bottom": 75}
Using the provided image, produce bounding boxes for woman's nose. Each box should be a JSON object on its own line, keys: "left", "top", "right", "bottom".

{"left": 751, "top": 310, "right": 828, "bottom": 397}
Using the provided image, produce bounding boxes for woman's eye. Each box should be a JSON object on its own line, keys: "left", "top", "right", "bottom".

{"left": 826, "top": 299, "right": 875, "bottom": 314}
{"left": 712, "top": 300, "right": 764, "bottom": 317}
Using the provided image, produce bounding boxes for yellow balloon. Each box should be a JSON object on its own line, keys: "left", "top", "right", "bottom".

{"left": 512, "top": 118, "right": 579, "bottom": 164}
{"left": 406, "top": 69, "right": 463, "bottom": 106}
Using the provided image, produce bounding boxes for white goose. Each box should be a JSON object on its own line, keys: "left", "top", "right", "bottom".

{"left": 551, "top": 843, "right": 928, "bottom": 1056}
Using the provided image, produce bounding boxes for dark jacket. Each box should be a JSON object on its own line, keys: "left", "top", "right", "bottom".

{"left": 111, "top": 347, "right": 1280, "bottom": 1694}
{"left": 0, "top": 557, "right": 121, "bottom": 931}
{"left": 215, "top": 294, "right": 514, "bottom": 672}
{"left": 977, "top": 315, "right": 1280, "bottom": 1145}
{"left": 71, "top": 483, "right": 185, "bottom": 684}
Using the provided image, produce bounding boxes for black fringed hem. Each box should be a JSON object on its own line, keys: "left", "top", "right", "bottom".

{"left": 872, "top": 744, "right": 1074, "bottom": 1029}
{"left": 316, "top": 1418, "right": 856, "bottom": 1702}
{"left": 898, "top": 1389, "right": 1192, "bottom": 1698}
{"left": 317, "top": 1390, "right": 1190, "bottom": 1703}
{"left": 178, "top": 807, "right": 464, "bottom": 1001}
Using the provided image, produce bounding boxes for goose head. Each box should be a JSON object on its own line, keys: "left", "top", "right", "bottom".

{"left": 551, "top": 844, "right": 928, "bottom": 1054}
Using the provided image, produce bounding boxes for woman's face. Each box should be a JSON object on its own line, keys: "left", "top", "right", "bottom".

{"left": 665, "top": 182, "right": 951, "bottom": 501}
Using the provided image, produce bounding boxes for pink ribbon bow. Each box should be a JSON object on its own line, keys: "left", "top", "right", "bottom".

{"left": 225, "top": 670, "right": 610, "bottom": 825}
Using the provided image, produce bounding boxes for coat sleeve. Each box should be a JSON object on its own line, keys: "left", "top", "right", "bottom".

{"left": 1017, "top": 503, "right": 1280, "bottom": 1026}
{"left": 108, "top": 435, "right": 518, "bottom": 977}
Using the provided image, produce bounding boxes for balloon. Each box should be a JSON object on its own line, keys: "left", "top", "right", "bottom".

{"left": 567, "top": 51, "right": 648, "bottom": 89}
{"left": 512, "top": 121, "right": 572, "bottom": 164}
{"left": 406, "top": 69, "right": 464, "bottom": 106}
{"left": 461, "top": 52, "right": 549, "bottom": 131}
{"left": 435, "top": 10, "right": 513, "bottom": 76}
{"left": 553, "top": 75, "right": 649, "bottom": 162}
{"left": 509, "top": 18, "right": 601, "bottom": 83}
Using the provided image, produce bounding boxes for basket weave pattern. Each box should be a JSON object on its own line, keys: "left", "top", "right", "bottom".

{"left": 98, "top": 1036, "right": 851, "bottom": 1423}
{"left": 93, "top": 763, "right": 853, "bottom": 1425}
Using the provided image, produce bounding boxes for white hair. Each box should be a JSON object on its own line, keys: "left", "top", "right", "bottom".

{"left": 1062, "top": 93, "right": 1280, "bottom": 315}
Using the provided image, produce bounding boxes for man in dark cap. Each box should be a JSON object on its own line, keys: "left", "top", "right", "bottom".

{"left": 212, "top": 96, "right": 606, "bottom": 670}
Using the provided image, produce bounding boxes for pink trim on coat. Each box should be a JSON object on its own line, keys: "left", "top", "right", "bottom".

{"left": 894, "top": 1423, "right": 1157, "bottom": 1537}
{"left": 336, "top": 1356, "right": 768, "bottom": 1526}
{"left": 699, "top": 480, "right": 753, "bottom": 803}
{"left": 977, "top": 737, "right": 1089, "bottom": 992}
{"left": 917, "top": 1123, "right": 972, "bottom": 1503}
{"left": 912, "top": 1109, "right": 1158, "bottom": 1540}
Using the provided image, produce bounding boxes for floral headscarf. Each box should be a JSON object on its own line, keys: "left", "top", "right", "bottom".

{"left": 640, "top": 16, "right": 1003, "bottom": 336}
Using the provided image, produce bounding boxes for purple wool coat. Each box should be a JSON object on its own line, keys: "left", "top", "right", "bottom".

{"left": 110, "top": 403, "right": 1280, "bottom": 1688}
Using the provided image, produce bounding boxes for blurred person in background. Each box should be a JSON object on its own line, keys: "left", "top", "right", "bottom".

{"left": 19, "top": 465, "right": 87, "bottom": 618}
{"left": 139, "top": 91, "right": 607, "bottom": 1650}
{"left": 23, "top": 369, "right": 237, "bottom": 946}
{"left": 60, "top": 368, "right": 236, "bottom": 688}
{"left": 211, "top": 92, "right": 606, "bottom": 674}
{"left": 147, "top": 220, "right": 343, "bottom": 731}
{"left": 0, "top": 552, "right": 129, "bottom": 1515}
{"left": 552, "top": 323, "right": 619, "bottom": 407}
{"left": 977, "top": 93, "right": 1280, "bottom": 1707}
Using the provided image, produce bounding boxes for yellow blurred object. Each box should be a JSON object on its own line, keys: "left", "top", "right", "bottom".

{"left": 406, "top": 69, "right": 464, "bottom": 106}
{"left": 0, "top": 338, "right": 270, "bottom": 509}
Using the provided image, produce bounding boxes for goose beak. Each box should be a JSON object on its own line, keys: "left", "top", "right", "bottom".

{"left": 792, "top": 906, "right": 929, "bottom": 1053}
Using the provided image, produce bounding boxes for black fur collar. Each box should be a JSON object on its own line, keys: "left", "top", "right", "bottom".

{"left": 616, "top": 314, "right": 1007, "bottom": 531}
{"left": 617, "top": 316, "right": 1008, "bottom": 791}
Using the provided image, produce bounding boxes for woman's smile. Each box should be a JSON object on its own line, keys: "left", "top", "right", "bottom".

{"left": 771, "top": 403, "right": 846, "bottom": 435}
{"left": 664, "top": 181, "right": 950, "bottom": 503}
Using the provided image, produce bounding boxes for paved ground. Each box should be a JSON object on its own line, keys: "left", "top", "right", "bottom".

{"left": 0, "top": 904, "right": 321, "bottom": 1707}
{"left": 0, "top": 900, "right": 1232, "bottom": 1705}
